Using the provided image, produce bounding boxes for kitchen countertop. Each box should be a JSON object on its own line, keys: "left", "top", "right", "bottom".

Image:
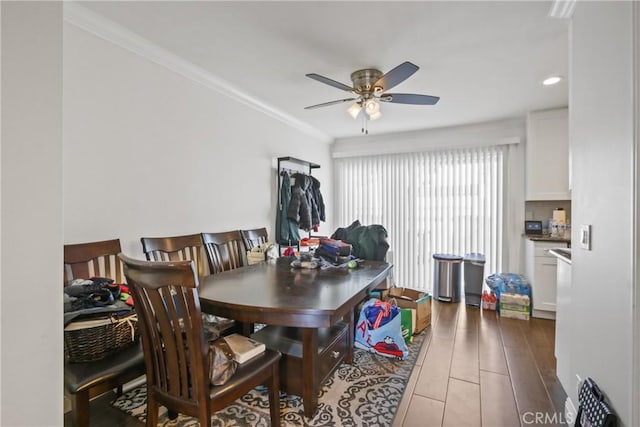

{"left": 549, "top": 248, "right": 572, "bottom": 264}
{"left": 523, "top": 234, "right": 571, "bottom": 243}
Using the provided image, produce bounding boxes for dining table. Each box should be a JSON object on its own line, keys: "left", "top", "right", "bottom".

{"left": 197, "top": 256, "right": 392, "bottom": 417}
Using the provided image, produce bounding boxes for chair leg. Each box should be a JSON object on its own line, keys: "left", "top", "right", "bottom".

{"left": 199, "top": 408, "right": 211, "bottom": 427}
{"left": 70, "top": 391, "right": 90, "bottom": 427}
{"left": 268, "top": 364, "right": 281, "bottom": 427}
{"left": 146, "top": 393, "right": 158, "bottom": 427}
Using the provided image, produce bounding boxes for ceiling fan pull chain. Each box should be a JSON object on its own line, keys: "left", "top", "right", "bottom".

{"left": 361, "top": 107, "right": 367, "bottom": 134}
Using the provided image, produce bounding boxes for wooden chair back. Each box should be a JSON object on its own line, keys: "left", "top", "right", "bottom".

{"left": 140, "top": 234, "right": 209, "bottom": 277}
{"left": 201, "top": 231, "right": 247, "bottom": 274}
{"left": 64, "top": 238, "right": 124, "bottom": 284}
{"left": 240, "top": 227, "right": 268, "bottom": 251}
{"left": 119, "top": 255, "right": 210, "bottom": 418}
{"left": 63, "top": 238, "right": 146, "bottom": 427}
{"left": 119, "top": 253, "right": 282, "bottom": 426}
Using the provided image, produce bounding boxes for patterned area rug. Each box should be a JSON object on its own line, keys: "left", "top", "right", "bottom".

{"left": 112, "top": 332, "right": 425, "bottom": 426}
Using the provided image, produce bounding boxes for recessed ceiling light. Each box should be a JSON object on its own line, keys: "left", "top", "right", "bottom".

{"left": 543, "top": 76, "right": 563, "bottom": 86}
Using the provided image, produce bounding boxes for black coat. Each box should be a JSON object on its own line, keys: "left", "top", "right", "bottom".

{"left": 287, "top": 174, "right": 313, "bottom": 231}
{"left": 310, "top": 176, "right": 325, "bottom": 223}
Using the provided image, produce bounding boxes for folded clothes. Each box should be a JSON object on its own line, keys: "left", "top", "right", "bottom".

{"left": 314, "top": 246, "right": 339, "bottom": 264}
{"left": 318, "top": 238, "right": 352, "bottom": 256}
{"left": 300, "top": 237, "right": 321, "bottom": 247}
{"left": 319, "top": 237, "right": 349, "bottom": 248}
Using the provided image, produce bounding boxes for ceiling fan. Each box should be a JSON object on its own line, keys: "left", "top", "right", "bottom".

{"left": 304, "top": 61, "right": 439, "bottom": 134}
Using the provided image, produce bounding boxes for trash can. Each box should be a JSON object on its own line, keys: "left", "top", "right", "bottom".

{"left": 432, "top": 253, "right": 463, "bottom": 302}
{"left": 463, "top": 253, "right": 486, "bottom": 307}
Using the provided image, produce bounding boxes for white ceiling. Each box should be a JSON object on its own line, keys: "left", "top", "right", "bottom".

{"left": 79, "top": 1, "right": 569, "bottom": 141}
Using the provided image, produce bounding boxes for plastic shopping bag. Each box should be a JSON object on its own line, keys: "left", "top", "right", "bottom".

{"left": 354, "top": 298, "right": 409, "bottom": 360}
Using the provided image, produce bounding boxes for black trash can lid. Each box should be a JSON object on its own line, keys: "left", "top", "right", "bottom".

{"left": 433, "top": 253, "right": 463, "bottom": 261}
{"left": 463, "top": 253, "right": 485, "bottom": 263}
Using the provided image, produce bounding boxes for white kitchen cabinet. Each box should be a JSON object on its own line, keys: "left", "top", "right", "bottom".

{"left": 524, "top": 239, "right": 569, "bottom": 319}
{"left": 525, "top": 108, "right": 570, "bottom": 200}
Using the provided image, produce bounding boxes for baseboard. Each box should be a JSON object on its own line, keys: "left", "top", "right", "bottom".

{"left": 532, "top": 309, "right": 556, "bottom": 320}
{"left": 565, "top": 396, "right": 577, "bottom": 425}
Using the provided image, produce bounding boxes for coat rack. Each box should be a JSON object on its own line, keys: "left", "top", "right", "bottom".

{"left": 276, "top": 157, "right": 321, "bottom": 251}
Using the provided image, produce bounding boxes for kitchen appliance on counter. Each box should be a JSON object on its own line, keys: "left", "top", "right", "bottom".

{"left": 550, "top": 208, "right": 570, "bottom": 238}
{"left": 552, "top": 207, "right": 566, "bottom": 223}
{"left": 524, "top": 220, "right": 543, "bottom": 235}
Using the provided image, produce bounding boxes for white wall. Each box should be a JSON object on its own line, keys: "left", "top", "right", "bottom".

{"left": 332, "top": 117, "right": 524, "bottom": 158}
{"left": 1, "top": 2, "right": 63, "bottom": 425}
{"left": 567, "top": 2, "right": 635, "bottom": 425}
{"left": 63, "top": 23, "right": 333, "bottom": 257}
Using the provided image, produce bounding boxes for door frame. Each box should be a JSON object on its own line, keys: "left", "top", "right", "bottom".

{"left": 633, "top": 2, "right": 640, "bottom": 426}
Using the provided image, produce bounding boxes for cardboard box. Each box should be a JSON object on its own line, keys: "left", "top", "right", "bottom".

{"left": 400, "top": 308, "right": 415, "bottom": 344}
{"left": 500, "top": 309, "right": 530, "bottom": 320}
{"left": 385, "top": 287, "right": 432, "bottom": 333}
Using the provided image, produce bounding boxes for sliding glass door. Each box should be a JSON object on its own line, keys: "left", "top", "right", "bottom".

{"left": 335, "top": 146, "right": 505, "bottom": 292}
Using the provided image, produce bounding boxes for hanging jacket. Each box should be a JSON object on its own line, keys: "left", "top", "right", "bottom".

{"left": 287, "top": 174, "right": 313, "bottom": 232}
{"left": 276, "top": 172, "right": 300, "bottom": 245}
{"left": 310, "top": 176, "right": 325, "bottom": 222}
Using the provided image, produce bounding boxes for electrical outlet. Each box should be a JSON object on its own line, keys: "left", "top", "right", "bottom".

{"left": 576, "top": 374, "right": 582, "bottom": 395}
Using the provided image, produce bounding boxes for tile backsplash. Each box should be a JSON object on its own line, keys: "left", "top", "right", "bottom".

{"left": 525, "top": 200, "right": 571, "bottom": 229}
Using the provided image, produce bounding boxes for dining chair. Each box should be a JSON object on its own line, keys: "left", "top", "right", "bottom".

{"left": 202, "top": 230, "right": 261, "bottom": 335}
{"left": 240, "top": 227, "right": 269, "bottom": 251}
{"left": 63, "top": 238, "right": 146, "bottom": 427}
{"left": 140, "top": 233, "right": 209, "bottom": 277}
{"left": 142, "top": 233, "right": 237, "bottom": 335}
{"left": 118, "top": 254, "right": 281, "bottom": 427}
{"left": 201, "top": 230, "right": 248, "bottom": 274}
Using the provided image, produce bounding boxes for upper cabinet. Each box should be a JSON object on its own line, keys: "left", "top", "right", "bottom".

{"left": 525, "top": 108, "right": 570, "bottom": 201}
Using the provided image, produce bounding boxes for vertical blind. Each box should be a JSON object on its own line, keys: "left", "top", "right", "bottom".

{"left": 335, "top": 145, "right": 505, "bottom": 292}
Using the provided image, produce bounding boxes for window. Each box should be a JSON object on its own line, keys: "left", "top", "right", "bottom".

{"left": 335, "top": 146, "right": 505, "bottom": 292}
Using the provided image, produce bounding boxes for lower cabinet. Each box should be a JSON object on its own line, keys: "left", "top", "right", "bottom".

{"left": 525, "top": 239, "right": 569, "bottom": 319}
{"left": 251, "top": 322, "right": 348, "bottom": 396}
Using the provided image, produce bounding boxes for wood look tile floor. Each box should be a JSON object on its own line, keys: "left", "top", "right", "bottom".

{"left": 393, "top": 300, "right": 568, "bottom": 427}
{"left": 66, "top": 301, "right": 566, "bottom": 427}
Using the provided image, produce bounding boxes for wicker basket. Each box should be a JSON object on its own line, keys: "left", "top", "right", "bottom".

{"left": 64, "top": 311, "right": 138, "bottom": 363}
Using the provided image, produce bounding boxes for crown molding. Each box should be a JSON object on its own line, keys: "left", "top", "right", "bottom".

{"left": 549, "top": 0, "right": 576, "bottom": 19}
{"left": 63, "top": 2, "right": 333, "bottom": 144}
{"left": 332, "top": 117, "right": 525, "bottom": 158}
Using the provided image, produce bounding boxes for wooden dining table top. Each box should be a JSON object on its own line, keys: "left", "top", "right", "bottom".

{"left": 197, "top": 256, "right": 392, "bottom": 328}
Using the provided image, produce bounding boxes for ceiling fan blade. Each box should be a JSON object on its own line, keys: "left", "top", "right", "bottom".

{"left": 373, "top": 61, "right": 419, "bottom": 91}
{"left": 379, "top": 93, "right": 440, "bottom": 105}
{"left": 304, "top": 98, "right": 357, "bottom": 110}
{"left": 306, "top": 73, "right": 354, "bottom": 92}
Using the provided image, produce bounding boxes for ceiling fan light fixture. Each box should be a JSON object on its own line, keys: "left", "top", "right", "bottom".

{"left": 347, "top": 102, "right": 362, "bottom": 119}
{"left": 368, "top": 110, "right": 382, "bottom": 121}
{"left": 365, "top": 98, "right": 380, "bottom": 115}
